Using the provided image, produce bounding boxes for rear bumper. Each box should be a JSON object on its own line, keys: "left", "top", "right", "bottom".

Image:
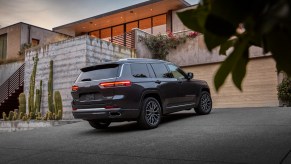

{"left": 72, "top": 108, "right": 140, "bottom": 121}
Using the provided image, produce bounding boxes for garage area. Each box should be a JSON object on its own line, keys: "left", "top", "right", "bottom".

{"left": 182, "top": 57, "right": 279, "bottom": 108}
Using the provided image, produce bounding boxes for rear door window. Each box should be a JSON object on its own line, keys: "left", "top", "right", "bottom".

{"left": 77, "top": 64, "right": 119, "bottom": 82}
{"left": 130, "top": 63, "right": 150, "bottom": 78}
{"left": 151, "top": 63, "right": 172, "bottom": 78}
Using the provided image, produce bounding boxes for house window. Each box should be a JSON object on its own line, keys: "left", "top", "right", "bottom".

{"left": 153, "top": 14, "right": 167, "bottom": 35}
{"left": 100, "top": 28, "right": 111, "bottom": 41}
{"left": 126, "top": 21, "right": 138, "bottom": 32}
{"left": 0, "top": 33, "right": 7, "bottom": 60}
{"left": 112, "top": 25, "right": 124, "bottom": 36}
{"left": 90, "top": 30, "right": 100, "bottom": 38}
{"left": 31, "top": 38, "right": 40, "bottom": 46}
{"left": 139, "top": 18, "right": 152, "bottom": 34}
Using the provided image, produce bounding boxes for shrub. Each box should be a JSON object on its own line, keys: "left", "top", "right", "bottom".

{"left": 140, "top": 31, "right": 198, "bottom": 60}
{"left": 278, "top": 77, "right": 291, "bottom": 106}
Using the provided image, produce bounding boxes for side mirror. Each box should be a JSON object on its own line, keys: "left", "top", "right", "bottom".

{"left": 187, "top": 72, "right": 193, "bottom": 80}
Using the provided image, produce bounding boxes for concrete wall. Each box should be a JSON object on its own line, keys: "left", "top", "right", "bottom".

{"left": 134, "top": 28, "right": 270, "bottom": 66}
{"left": 0, "top": 23, "right": 21, "bottom": 60}
{"left": 24, "top": 35, "right": 136, "bottom": 119}
{"left": 21, "top": 24, "right": 69, "bottom": 47}
{"left": 0, "top": 61, "right": 24, "bottom": 85}
{"left": 0, "top": 23, "right": 69, "bottom": 60}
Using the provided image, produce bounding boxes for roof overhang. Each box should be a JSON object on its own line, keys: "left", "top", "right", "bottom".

{"left": 53, "top": 0, "right": 190, "bottom": 36}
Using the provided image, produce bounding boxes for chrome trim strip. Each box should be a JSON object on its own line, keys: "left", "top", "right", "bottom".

{"left": 166, "top": 103, "right": 195, "bottom": 109}
{"left": 73, "top": 108, "right": 121, "bottom": 113}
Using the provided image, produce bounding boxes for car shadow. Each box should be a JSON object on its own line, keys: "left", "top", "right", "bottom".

{"left": 80, "top": 111, "right": 198, "bottom": 134}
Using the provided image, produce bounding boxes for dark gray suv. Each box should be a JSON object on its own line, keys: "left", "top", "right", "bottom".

{"left": 71, "top": 58, "right": 212, "bottom": 129}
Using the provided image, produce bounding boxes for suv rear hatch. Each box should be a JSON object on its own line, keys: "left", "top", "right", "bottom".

{"left": 71, "top": 64, "right": 120, "bottom": 108}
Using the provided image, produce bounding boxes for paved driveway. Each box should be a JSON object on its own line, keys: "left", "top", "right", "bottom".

{"left": 1, "top": 107, "right": 291, "bottom": 164}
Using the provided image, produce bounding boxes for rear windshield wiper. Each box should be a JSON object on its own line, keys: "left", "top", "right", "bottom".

{"left": 81, "top": 78, "right": 92, "bottom": 81}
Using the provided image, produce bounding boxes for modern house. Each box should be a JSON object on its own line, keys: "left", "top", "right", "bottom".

{"left": 1, "top": 0, "right": 281, "bottom": 119}
{"left": 0, "top": 22, "right": 69, "bottom": 116}
{"left": 51, "top": 0, "right": 279, "bottom": 109}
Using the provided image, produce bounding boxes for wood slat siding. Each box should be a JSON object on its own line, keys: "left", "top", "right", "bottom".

{"left": 182, "top": 57, "right": 279, "bottom": 108}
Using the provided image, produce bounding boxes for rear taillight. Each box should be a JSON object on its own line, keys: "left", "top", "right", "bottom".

{"left": 99, "top": 81, "right": 131, "bottom": 88}
{"left": 72, "top": 107, "right": 77, "bottom": 111}
{"left": 72, "top": 85, "right": 79, "bottom": 91}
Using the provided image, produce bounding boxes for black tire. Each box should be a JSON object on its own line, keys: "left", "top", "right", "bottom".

{"left": 88, "top": 121, "right": 111, "bottom": 129}
{"left": 194, "top": 91, "right": 212, "bottom": 115}
{"left": 138, "top": 97, "right": 162, "bottom": 129}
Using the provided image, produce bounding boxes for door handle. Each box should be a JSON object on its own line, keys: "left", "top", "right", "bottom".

{"left": 155, "top": 80, "right": 161, "bottom": 84}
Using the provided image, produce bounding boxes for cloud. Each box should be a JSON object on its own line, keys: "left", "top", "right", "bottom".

{"left": 0, "top": 0, "right": 199, "bottom": 29}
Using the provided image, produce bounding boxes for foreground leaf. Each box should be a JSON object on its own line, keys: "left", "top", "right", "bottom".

{"left": 177, "top": 6, "right": 208, "bottom": 33}
{"left": 214, "top": 38, "right": 250, "bottom": 91}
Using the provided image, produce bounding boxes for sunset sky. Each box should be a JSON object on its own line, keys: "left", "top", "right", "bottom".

{"left": 0, "top": 0, "right": 198, "bottom": 30}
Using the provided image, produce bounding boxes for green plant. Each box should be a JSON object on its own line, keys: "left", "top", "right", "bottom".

{"left": 35, "top": 89, "right": 40, "bottom": 113}
{"left": 18, "top": 112, "right": 24, "bottom": 120}
{"left": 140, "top": 32, "right": 196, "bottom": 60}
{"left": 18, "top": 43, "right": 32, "bottom": 56}
{"left": 36, "top": 112, "right": 42, "bottom": 120}
{"left": 22, "top": 114, "right": 29, "bottom": 121}
{"left": 28, "top": 54, "right": 39, "bottom": 114}
{"left": 18, "top": 93, "right": 26, "bottom": 114}
{"left": 177, "top": 0, "right": 291, "bottom": 91}
{"left": 8, "top": 111, "right": 14, "bottom": 121}
{"left": 2, "top": 112, "right": 7, "bottom": 121}
{"left": 54, "top": 91, "right": 63, "bottom": 120}
{"left": 48, "top": 60, "right": 54, "bottom": 113}
{"left": 278, "top": 77, "right": 291, "bottom": 106}
{"left": 38, "top": 80, "right": 42, "bottom": 113}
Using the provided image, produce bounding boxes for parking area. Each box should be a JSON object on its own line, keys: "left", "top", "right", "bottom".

{"left": 1, "top": 107, "right": 291, "bottom": 164}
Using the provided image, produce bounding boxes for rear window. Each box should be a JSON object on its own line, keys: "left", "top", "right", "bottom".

{"left": 130, "top": 63, "right": 150, "bottom": 78}
{"left": 76, "top": 64, "right": 119, "bottom": 82}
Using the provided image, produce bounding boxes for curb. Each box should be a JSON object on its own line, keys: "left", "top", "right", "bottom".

{"left": 0, "top": 120, "right": 81, "bottom": 132}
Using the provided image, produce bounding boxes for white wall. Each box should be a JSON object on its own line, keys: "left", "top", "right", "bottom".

{"left": 0, "top": 61, "right": 24, "bottom": 85}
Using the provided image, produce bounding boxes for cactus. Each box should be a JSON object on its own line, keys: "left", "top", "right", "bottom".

{"left": 18, "top": 112, "right": 24, "bottom": 120}
{"left": 48, "top": 60, "right": 54, "bottom": 113}
{"left": 38, "top": 80, "right": 42, "bottom": 113}
{"left": 2, "top": 112, "right": 7, "bottom": 121}
{"left": 35, "top": 89, "right": 40, "bottom": 113}
{"left": 29, "top": 112, "right": 35, "bottom": 119}
{"left": 8, "top": 111, "right": 14, "bottom": 121}
{"left": 22, "top": 114, "right": 28, "bottom": 121}
{"left": 36, "top": 112, "right": 42, "bottom": 120}
{"left": 28, "top": 53, "right": 39, "bottom": 114}
{"left": 13, "top": 111, "right": 18, "bottom": 120}
{"left": 18, "top": 93, "right": 26, "bottom": 114}
{"left": 47, "top": 111, "right": 53, "bottom": 120}
{"left": 54, "top": 91, "right": 63, "bottom": 120}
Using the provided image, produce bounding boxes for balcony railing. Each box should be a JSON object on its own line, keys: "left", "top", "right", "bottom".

{"left": 110, "top": 30, "right": 135, "bottom": 49}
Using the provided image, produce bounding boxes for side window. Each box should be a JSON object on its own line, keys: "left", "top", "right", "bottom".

{"left": 167, "top": 64, "right": 187, "bottom": 79}
{"left": 151, "top": 63, "right": 172, "bottom": 78}
{"left": 130, "top": 63, "right": 150, "bottom": 78}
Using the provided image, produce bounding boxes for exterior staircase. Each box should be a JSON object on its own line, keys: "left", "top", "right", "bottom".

{"left": 0, "top": 64, "right": 25, "bottom": 118}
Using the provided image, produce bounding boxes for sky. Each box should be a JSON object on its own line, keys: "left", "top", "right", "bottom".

{"left": 0, "top": 0, "right": 199, "bottom": 30}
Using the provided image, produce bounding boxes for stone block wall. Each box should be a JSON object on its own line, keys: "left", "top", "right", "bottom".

{"left": 25, "top": 35, "right": 136, "bottom": 119}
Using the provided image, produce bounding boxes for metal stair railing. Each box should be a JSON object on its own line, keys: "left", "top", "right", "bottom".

{"left": 0, "top": 63, "right": 25, "bottom": 106}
